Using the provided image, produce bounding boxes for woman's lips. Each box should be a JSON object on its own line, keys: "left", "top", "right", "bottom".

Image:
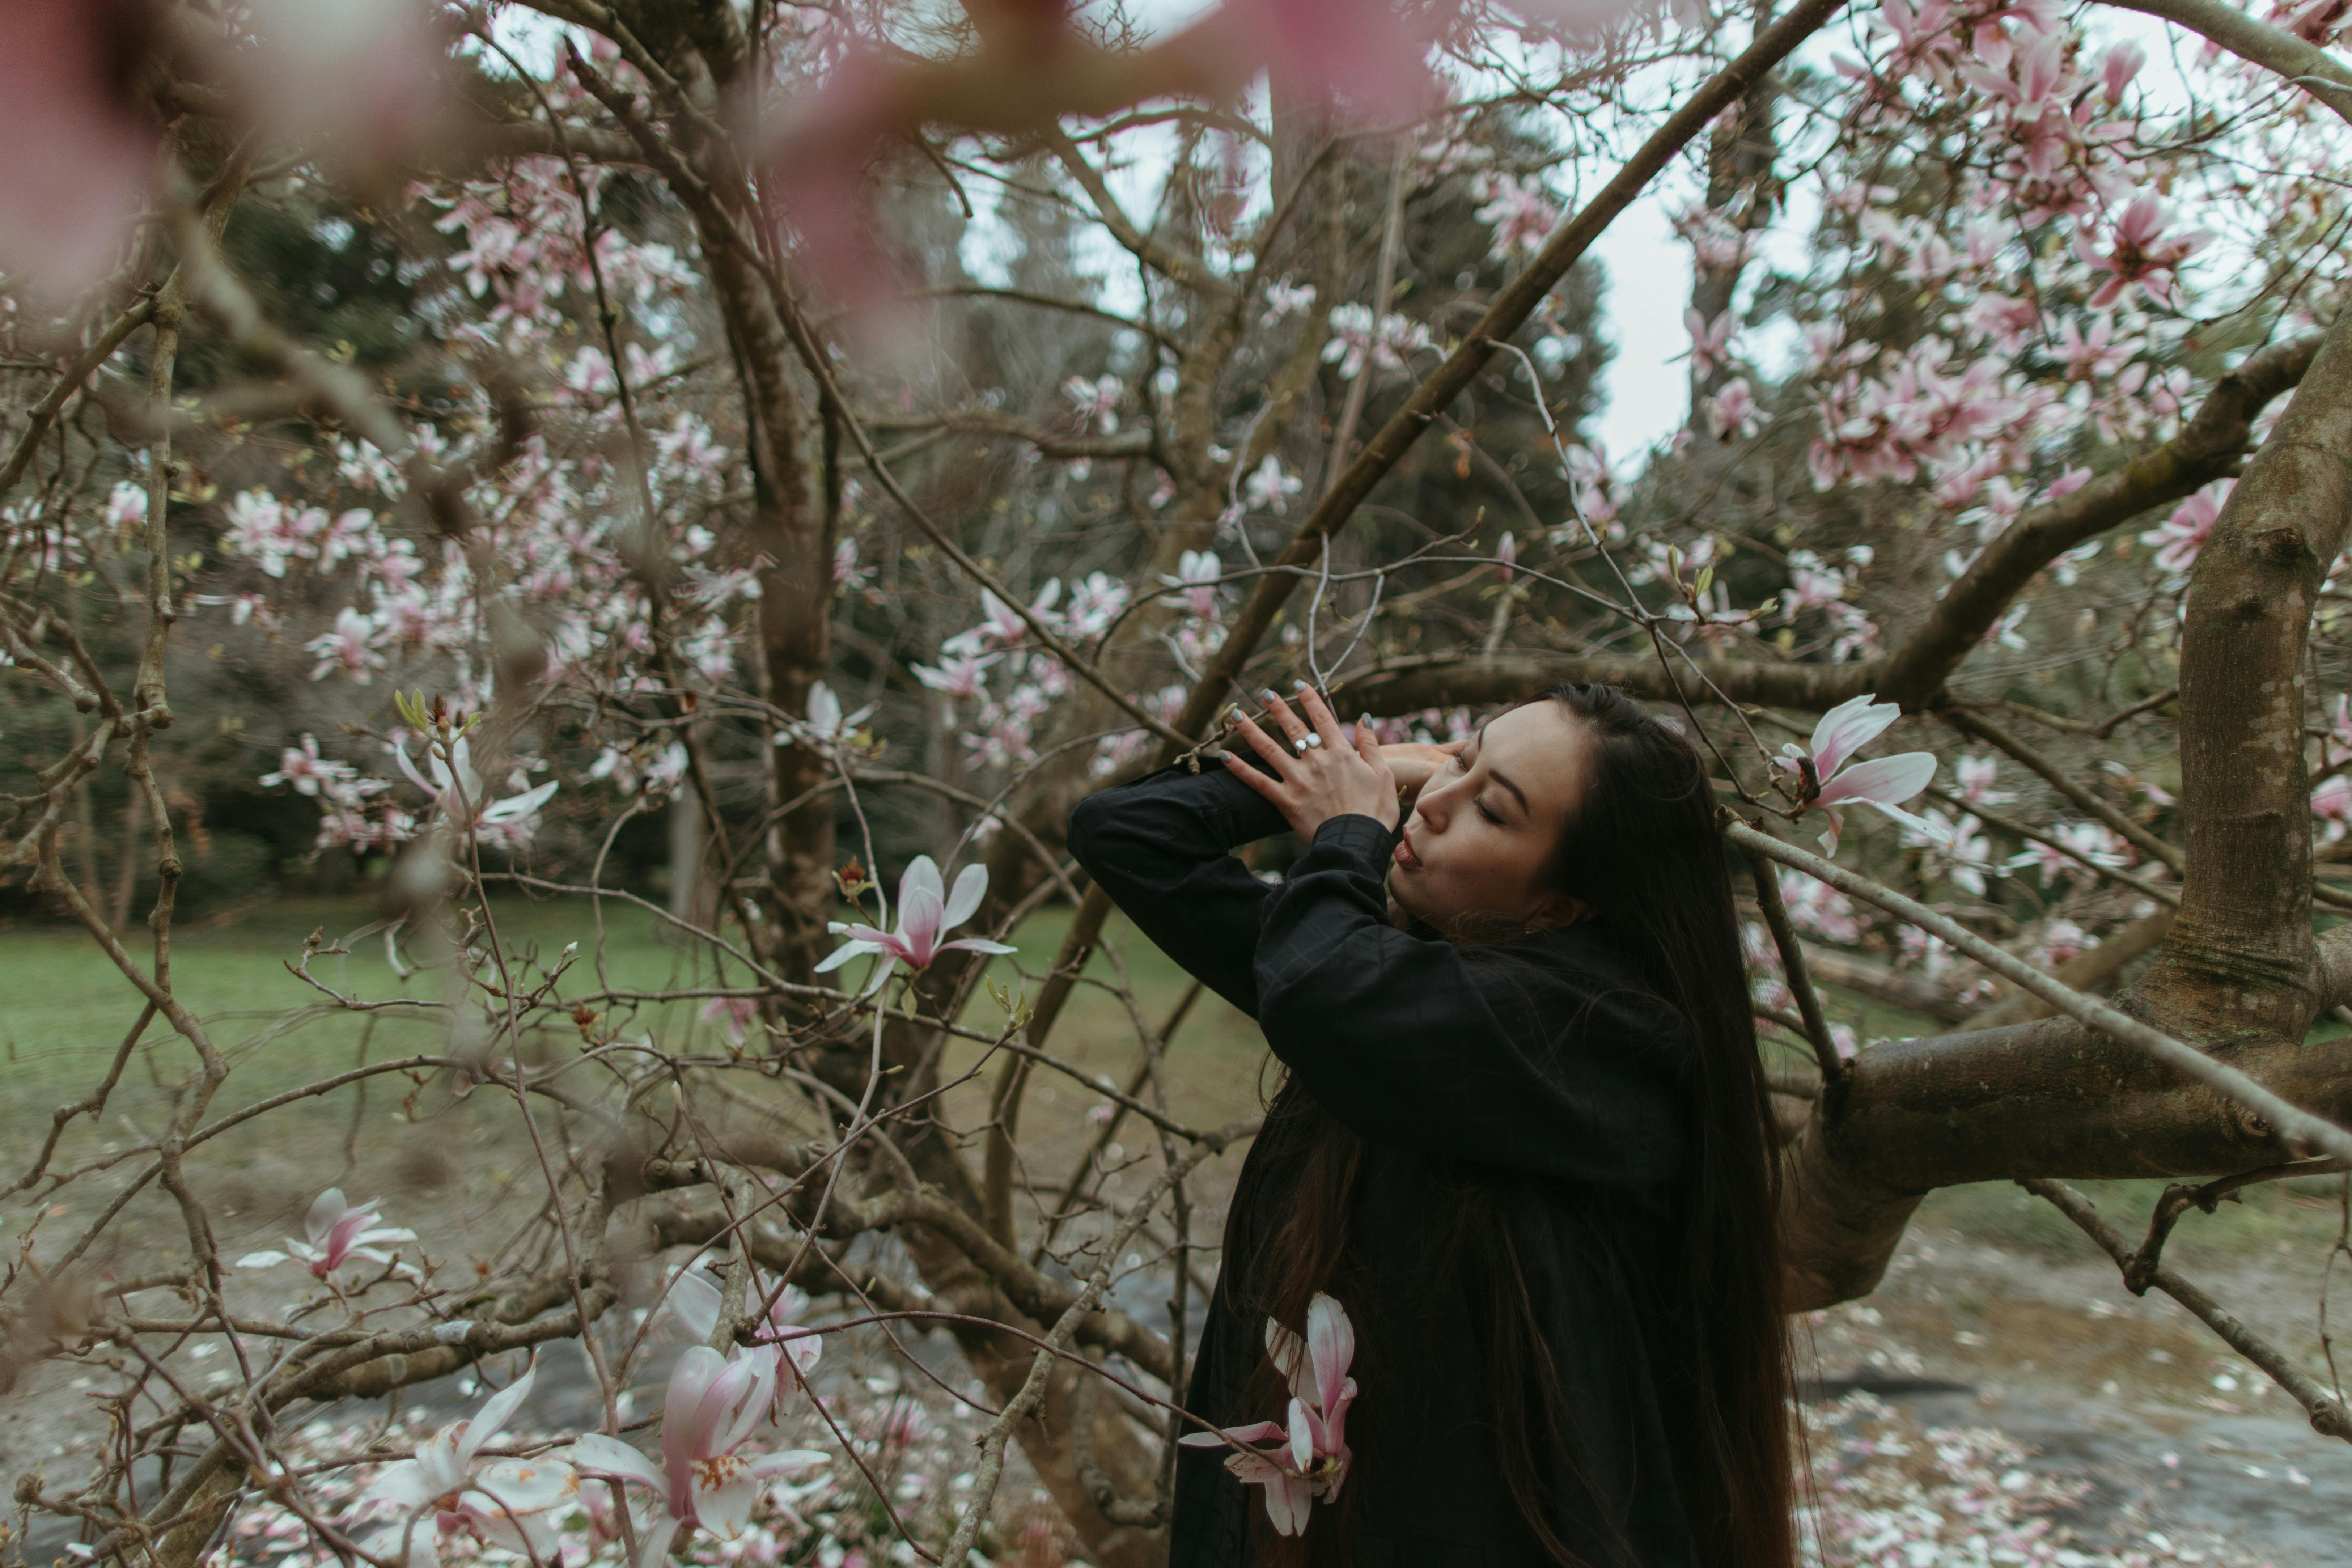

{"left": 1394, "top": 831, "right": 1423, "bottom": 870}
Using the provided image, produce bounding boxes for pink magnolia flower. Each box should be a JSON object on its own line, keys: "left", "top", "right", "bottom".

{"left": 1065, "top": 571, "right": 1131, "bottom": 638}
{"left": 1954, "top": 754, "right": 2016, "bottom": 805}
{"left": 262, "top": 735, "right": 356, "bottom": 797}
{"left": 773, "top": 680, "right": 879, "bottom": 753}
{"left": 698, "top": 997, "right": 759, "bottom": 1048}
{"left": 1682, "top": 309, "right": 1737, "bottom": 380}
{"left": 2074, "top": 195, "right": 2208, "bottom": 310}
{"left": 1161, "top": 550, "right": 1225, "bottom": 618}
{"left": 816, "top": 855, "right": 1016, "bottom": 996}
{"left": 2312, "top": 774, "right": 2352, "bottom": 840}
{"left": 395, "top": 735, "right": 559, "bottom": 846}
{"left": 1495, "top": 531, "right": 1518, "bottom": 582}
{"left": 2101, "top": 40, "right": 2147, "bottom": 103}
{"left": 664, "top": 1266, "right": 825, "bottom": 1416}
{"left": 1065, "top": 373, "right": 1123, "bottom": 434}
{"left": 1777, "top": 694, "right": 1945, "bottom": 855}
{"left": 569, "top": 1347, "right": 826, "bottom": 1568}
{"left": 2140, "top": 478, "right": 2232, "bottom": 575}
{"left": 912, "top": 652, "right": 1002, "bottom": 702}
{"left": 307, "top": 607, "right": 389, "bottom": 684}
{"left": 360, "top": 1364, "right": 576, "bottom": 1568}
{"left": 1180, "top": 1292, "right": 1357, "bottom": 1536}
{"left": 1704, "top": 378, "right": 1762, "bottom": 440}
{"left": 1474, "top": 174, "right": 1559, "bottom": 258}
{"left": 236, "top": 1188, "right": 416, "bottom": 1277}
{"left": 944, "top": 582, "right": 1063, "bottom": 656}
{"left": 1243, "top": 455, "right": 1304, "bottom": 515}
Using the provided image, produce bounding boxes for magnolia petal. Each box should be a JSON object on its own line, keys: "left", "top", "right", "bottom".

{"left": 363, "top": 1520, "right": 439, "bottom": 1568}
{"left": 480, "top": 779, "right": 559, "bottom": 824}
{"left": 1177, "top": 1419, "right": 1288, "bottom": 1448}
{"left": 233, "top": 1250, "right": 291, "bottom": 1269}
{"left": 1809, "top": 694, "right": 1899, "bottom": 780}
{"left": 1223, "top": 1448, "right": 1293, "bottom": 1484}
{"left": 393, "top": 739, "right": 441, "bottom": 805}
{"left": 940, "top": 937, "right": 1017, "bottom": 957}
{"left": 468, "top": 1456, "right": 577, "bottom": 1518}
{"left": 896, "top": 855, "right": 944, "bottom": 926}
{"left": 690, "top": 1454, "right": 758, "bottom": 1539}
{"left": 414, "top": 1424, "right": 471, "bottom": 1497}
{"left": 360, "top": 1460, "right": 433, "bottom": 1508}
{"left": 1865, "top": 799, "right": 1954, "bottom": 841}
{"left": 1304, "top": 1293, "right": 1354, "bottom": 1420}
{"left": 1263, "top": 1472, "right": 1316, "bottom": 1535}
{"left": 568, "top": 1434, "right": 666, "bottom": 1492}
{"left": 633, "top": 1513, "right": 682, "bottom": 1568}
{"left": 857, "top": 953, "right": 901, "bottom": 998}
{"left": 465, "top": 1365, "right": 538, "bottom": 1462}
{"left": 813, "top": 939, "right": 882, "bottom": 974}
{"left": 1264, "top": 1319, "right": 1313, "bottom": 1404}
{"left": 1814, "top": 751, "right": 1937, "bottom": 811}
{"left": 665, "top": 1267, "right": 724, "bottom": 1342}
{"left": 707, "top": 1349, "right": 778, "bottom": 1457}
{"left": 1288, "top": 1400, "right": 1315, "bottom": 1473}
{"left": 665, "top": 1346, "right": 730, "bottom": 1455}
{"left": 941, "top": 861, "right": 989, "bottom": 929}
{"left": 1817, "top": 806, "right": 1847, "bottom": 857}
{"left": 306, "top": 1188, "right": 352, "bottom": 1244}
{"left": 896, "top": 885, "right": 945, "bottom": 966}
{"left": 745, "top": 1448, "right": 829, "bottom": 1479}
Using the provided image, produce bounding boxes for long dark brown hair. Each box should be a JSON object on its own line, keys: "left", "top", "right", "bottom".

{"left": 1232, "top": 682, "right": 1796, "bottom": 1567}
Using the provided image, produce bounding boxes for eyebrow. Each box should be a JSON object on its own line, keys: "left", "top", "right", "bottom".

{"left": 1471, "top": 723, "right": 1529, "bottom": 815}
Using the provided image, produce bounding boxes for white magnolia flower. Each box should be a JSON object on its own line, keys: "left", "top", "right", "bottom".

{"left": 234, "top": 1188, "right": 416, "bottom": 1277}
{"left": 361, "top": 1364, "right": 576, "bottom": 1568}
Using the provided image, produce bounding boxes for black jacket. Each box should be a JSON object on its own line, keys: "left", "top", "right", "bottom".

{"left": 1066, "top": 757, "right": 1702, "bottom": 1568}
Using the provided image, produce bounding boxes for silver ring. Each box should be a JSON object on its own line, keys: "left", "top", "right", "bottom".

{"left": 1293, "top": 736, "right": 1310, "bottom": 753}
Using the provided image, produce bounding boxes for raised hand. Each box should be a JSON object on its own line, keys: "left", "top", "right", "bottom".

{"left": 1220, "top": 682, "right": 1402, "bottom": 840}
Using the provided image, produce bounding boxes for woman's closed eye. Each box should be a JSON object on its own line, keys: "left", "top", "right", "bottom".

{"left": 1450, "top": 753, "right": 1505, "bottom": 823}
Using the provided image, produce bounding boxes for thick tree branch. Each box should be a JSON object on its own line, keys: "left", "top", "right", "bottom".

{"left": 2102, "top": 0, "right": 2352, "bottom": 122}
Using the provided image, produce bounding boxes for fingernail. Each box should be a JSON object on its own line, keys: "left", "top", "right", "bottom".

{"left": 1260, "top": 687, "right": 1279, "bottom": 701}
{"left": 1291, "top": 678, "right": 1309, "bottom": 691}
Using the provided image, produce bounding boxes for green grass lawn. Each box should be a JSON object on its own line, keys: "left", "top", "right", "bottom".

{"left": 0, "top": 890, "right": 1276, "bottom": 1253}
{"left": 3, "top": 896, "right": 2334, "bottom": 1280}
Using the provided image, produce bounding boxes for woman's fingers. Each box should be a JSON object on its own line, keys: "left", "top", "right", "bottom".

{"left": 1289, "top": 682, "right": 1349, "bottom": 750}
{"left": 1229, "top": 706, "right": 1297, "bottom": 774}
{"left": 1257, "top": 688, "right": 1317, "bottom": 755}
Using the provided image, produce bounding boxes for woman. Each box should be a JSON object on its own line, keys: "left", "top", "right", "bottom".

{"left": 1064, "top": 681, "right": 1794, "bottom": 1567}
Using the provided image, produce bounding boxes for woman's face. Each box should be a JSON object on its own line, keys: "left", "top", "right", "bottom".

{"left": 1388, "top": 702, "right": 1590, "bottom": 936}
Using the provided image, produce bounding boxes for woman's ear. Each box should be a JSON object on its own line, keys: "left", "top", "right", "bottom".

{"left": 1530, "top": 893, "right": 1591, "bottom": 932}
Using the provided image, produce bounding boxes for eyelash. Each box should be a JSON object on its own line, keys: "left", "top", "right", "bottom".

{"left": 1450, "top": 754, "right": 1504, "bottom": 824}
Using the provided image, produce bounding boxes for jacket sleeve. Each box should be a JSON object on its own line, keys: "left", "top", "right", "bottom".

{"left": 1252, "top": 813, "right": 1686, "bottom": 1186}
{"left": 1065, "top": 753, "right": 1294, "bottom": 1017}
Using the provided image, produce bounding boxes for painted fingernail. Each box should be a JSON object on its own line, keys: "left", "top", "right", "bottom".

{"left": 1260, "top": 687, "right": 1280, "bottom": 701}
{"left": 1291, "top": 678, "right": 1309, "bottom": 692}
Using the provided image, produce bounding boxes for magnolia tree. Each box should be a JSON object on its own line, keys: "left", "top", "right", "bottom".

{"left": 7, "top": 0, "right": 2352, "bottom": 1562}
